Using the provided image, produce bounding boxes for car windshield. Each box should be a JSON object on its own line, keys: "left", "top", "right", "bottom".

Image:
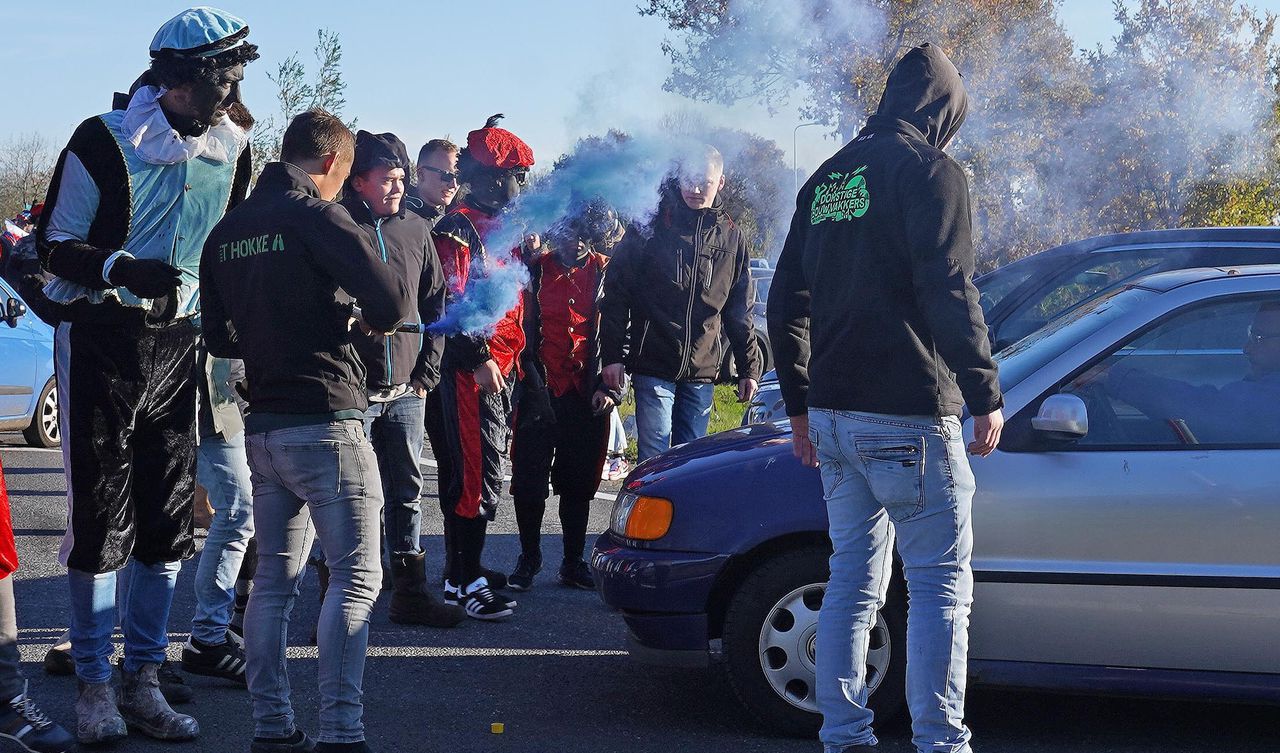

{"left": 975, "top": 252, "right": 1064, "bottom": 315}
{"left": 994, "top": 285, "right": 1157, "bottom": 391}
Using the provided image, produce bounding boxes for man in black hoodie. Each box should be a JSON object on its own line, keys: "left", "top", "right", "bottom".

{"left": 339, "top": 130, "right": 462, "bottom": 629}
{"left": 600, "top": 146, "right": 761, "bottom": 461}
{"left": 768, "top": 45, "right": 1002, "bottom": 753}
{"left": 201, "top": 109, "right": 411, "bottom": 753}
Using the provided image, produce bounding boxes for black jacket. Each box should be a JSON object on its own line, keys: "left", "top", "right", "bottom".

{"left": 768, "top": 43, "right": 1002, "bottom": 419}
{"left": 405, "top": 195, "right": 445, "bottom": 229}
{"left": 600, "top": 185, "right": 760, "bottom": 384}
{"left": 200, "top": 161, "right": 411, "bottom": 420}
{"left": 339, "top": 194, "right": 446, "bottom": 393}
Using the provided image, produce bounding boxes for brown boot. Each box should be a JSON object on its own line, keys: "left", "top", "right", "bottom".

{"left": 118, "top": 663, "right": 199, "bottom": 741}
{"left": 389, "top": 552, "right": 465, "bottom": 627}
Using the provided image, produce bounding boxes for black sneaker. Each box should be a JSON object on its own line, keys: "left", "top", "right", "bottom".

{"left": 41, "top": 638, "right": 72, "bottom": 677}
{"left": 117, "top": 659, "right": 194, "bottom": 705}
{"left": 181, "top": 634, "right": 248, "bottom": 685}
{"left": 251, "top": 727, "right": 317, "bottom": 753}
{"left": 0, "top": 682, "right": 75, "bottom": 753}
{"left": 445, "top": 579, "right": 515, "bottom": 607}
{"left": 481, "top": 567, "right": 508, "bottom": 591}
{"left": 558, "top": 558, "right": 595, "bottom": 590}
{"left": 460, "top": 578, "right": 514, "bottom": 621}
{"left": 507, "top": 553, "right": 542, "bottom": 592}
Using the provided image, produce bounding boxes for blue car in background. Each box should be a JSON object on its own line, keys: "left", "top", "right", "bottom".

{"left": 0, "top": 277, "right": 58, "bottom": 447}
{"left": 594, "top": 236, "right": 1280, "bottom": 736}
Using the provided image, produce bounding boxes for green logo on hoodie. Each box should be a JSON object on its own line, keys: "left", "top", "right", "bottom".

{"left": 810, "top": 166, "right": 870, "bottom": 225}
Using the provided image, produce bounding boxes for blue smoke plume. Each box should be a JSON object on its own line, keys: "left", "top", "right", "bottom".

{"left": 429, "top": 131, "right": 709, "bottom": 338}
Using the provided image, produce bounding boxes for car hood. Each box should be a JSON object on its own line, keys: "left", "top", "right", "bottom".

{"left": 627, "top": 423, "right": 795, "bottom": 490}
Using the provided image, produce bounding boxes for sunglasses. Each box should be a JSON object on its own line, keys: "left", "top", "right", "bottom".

{"left": 419, "top": 165, "right": 460, "bottom": 185}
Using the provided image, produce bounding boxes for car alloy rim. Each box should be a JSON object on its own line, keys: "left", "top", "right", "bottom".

{"left": 42, "top": 390, "right": 58, "bottom": 442}
{"left": 757, "top": 582, "right": 891, "bottom": 714}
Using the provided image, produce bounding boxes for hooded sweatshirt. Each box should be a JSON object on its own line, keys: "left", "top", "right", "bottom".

{"left": 768, "top": 43, "right": 1002, "bottom": 418}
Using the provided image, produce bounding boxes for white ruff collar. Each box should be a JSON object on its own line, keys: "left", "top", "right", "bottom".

{"left": 121, "top": 85, "right": 248, "bottom": 165}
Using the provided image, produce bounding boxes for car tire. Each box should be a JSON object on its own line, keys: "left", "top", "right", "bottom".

{"left": 721, "top": 545, "right": 906, "bottom": 737}
{"left": 23, "top": 378, "right": 59, "bottom": 448}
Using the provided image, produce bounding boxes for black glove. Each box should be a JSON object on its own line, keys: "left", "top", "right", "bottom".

{"left": 107, "top": 257, "right": 183, "bottom": 299}
{"left": 518, "top": 387, "right": 556, "bottom": 429}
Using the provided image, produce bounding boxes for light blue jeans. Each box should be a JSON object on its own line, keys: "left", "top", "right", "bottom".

{"left": 68, "top": 560, "right": 181, "bottom": 684}
{"left": 244, "top": 421, "right": 383, "bottom": 745}
{"left": 807, "top": 409, "right": 975, "bottom": 753}
{"left": 632, "top": 374, "right": 715, "bottom": 462}
{"left": 191, "top": 430, "right": 255, "bottom": 645}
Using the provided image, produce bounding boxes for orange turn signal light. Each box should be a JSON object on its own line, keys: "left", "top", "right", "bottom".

{"left": 624, "top": 496, "right": 673, "bottom": 540}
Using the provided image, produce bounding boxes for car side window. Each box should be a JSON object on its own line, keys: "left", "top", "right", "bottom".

{"left": 1059, "top": 294, "right": 1280, "bottom": 448}
{"left": 996, "top": 253, "right": 1181, "bottom": 348}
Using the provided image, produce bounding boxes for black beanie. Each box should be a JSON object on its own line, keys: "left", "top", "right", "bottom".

{"left": 352, "top": 130, "right": 410, "bottom": 176}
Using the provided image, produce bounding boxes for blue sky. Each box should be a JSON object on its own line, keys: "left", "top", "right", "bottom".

{"left": 4, "top": 1, "right": 1277, "bottom": 173}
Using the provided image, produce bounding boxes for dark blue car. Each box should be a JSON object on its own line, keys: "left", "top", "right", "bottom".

{"left": 592, "top": 229, "right": 1280, "bottom": 736}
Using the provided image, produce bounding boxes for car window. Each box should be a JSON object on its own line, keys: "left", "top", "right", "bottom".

{"left": 976, "top": 261, "right": 1038, "bottom": 316}
{"left": 1058, "top": 294, "right": 1280, "bottom": 448}
{"left": 994, "top": 252, "right": 1186, "bottom": 348}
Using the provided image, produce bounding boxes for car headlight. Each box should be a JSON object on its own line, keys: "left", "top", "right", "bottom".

{"left": 609, "top": 491, "right": 674, "bottom": 541}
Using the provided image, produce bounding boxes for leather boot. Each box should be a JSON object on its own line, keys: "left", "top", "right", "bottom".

{"left": 74, "top": 680, "right": 127, "bottom": 745}
{"left": 389, "top": 552, "right": 465, "bottom": 627}
{"left": 118, "top": 663, "right": 199, "bottom": 740}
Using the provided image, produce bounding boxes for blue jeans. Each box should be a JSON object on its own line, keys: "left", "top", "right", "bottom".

{"left": 807, "top": 409, "right": 975, "bottom": 753}
{"left": 67, "top": 560, "right": 181, "bottom": 684}
{"left": 191, "top": 430, "right": 255, "bottom": 645}
{"left": 244, "top": 421, "right": 383, "bottom": 744}
{"left": 632, "top": 374, "right": 715, "bottom": 462}
{"left": 362, "top": 394, "right": 426, "bottom": 556}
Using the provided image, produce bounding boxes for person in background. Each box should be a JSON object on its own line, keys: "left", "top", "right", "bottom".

{"left": 432, "top": 114, "right": 534, "bottom": 620}
{"left": 768, "top": 43, "right": 1003, "bottom": 753}
{"left": 35, "top": 7, "right": 258, "bottom": 744}
{"left": 179, "top": 354, "right": 254, "bottom": 685}
{"left": 509, "top": 200, "right": 623, "bottom": 592}
{"left": 600, "top": 146, "right": 760, "bottom": 462}
{"left": 0, "top": 458, "right": 75, "bottom": 753}
{"left": 340, "top": 130, "right": 461, "bottom": 629}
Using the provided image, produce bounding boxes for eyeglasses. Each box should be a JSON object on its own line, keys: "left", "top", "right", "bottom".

{"left": 419, "top": 165, "right": 459, "bottom": 185}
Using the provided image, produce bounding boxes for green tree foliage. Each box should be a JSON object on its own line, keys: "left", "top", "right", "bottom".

{"left": 642, "top": 0, "right": 1280, "bottom": 268}
{"left": 250, "top": 29, "right": 353, "bottom": 174}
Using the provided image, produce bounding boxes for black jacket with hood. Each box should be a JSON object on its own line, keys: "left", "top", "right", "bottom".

{"left": 339, "top": 131, "right": 446, "bottom": 394}
{"left": 200, "top": 161, "right": 411, "bottom": 425}
{"left": 768, "top": 43, "right": 1002, "bottom": 419}
{"left": 600, "top": 183, "right": 760, "bottom": 384}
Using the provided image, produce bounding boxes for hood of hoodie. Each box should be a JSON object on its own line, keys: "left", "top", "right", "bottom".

{"left": 869, "top": 43, "right": 968, "bottom": 150}
{"left": 254, "top": 161, "right": 323, "bottom": 198}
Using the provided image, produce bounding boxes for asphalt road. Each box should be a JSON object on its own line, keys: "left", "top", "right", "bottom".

{"left": 1, "top": 434, "right": 1276, "bottom": 753}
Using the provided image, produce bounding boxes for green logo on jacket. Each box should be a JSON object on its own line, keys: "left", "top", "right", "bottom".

{"left": 219, "top": 233, "right": 285, "bottom": 262}
{"left": 810, "top": 166, "right": 870, "bottom": 225}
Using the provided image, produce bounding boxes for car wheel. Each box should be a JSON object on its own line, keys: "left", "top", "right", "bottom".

{"left": 23, "top": 378, "right": 59, "bottom": 448}
{"left": 721, "top": 545, "right": 906, "bottom": 737}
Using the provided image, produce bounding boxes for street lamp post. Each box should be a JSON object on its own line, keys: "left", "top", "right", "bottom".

{"left": 793, "top": 121, "right": 823, "bottom": 195}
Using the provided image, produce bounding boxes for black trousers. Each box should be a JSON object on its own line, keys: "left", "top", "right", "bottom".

{"left": 56, "top": 306, "right": 197, "bottom": 573}
{"left": 510, "top": 390, "right": 610, "bottom": 561}
{"left": 437, "top": 368, "right": 514, "bottom": 586}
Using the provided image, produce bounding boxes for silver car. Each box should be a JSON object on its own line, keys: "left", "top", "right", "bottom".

{"left": 602, "top": 265, "right": 1280, "bottom": 734}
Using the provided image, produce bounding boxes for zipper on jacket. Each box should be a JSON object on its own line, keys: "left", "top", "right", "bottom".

{"left": 375, "top": 217, "right": 393, "bottom": 384}
{"left": 675, "top": 213, "right": 704, "bottom": 381}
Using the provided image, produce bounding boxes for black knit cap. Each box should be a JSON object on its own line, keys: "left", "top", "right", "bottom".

{"left": 352, "top": 131, "right": 411, "bottom": 177}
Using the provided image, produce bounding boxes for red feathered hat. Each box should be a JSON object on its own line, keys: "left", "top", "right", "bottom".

{"left": 467, "top": 113, "right": 534, "bottom": 170}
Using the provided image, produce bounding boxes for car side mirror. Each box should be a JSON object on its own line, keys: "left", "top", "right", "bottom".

{"left": 4, "top": 297, "right": 26, "bottom": 327}
{"left": 1031, "top": 393, "right": 1089, "bottom": 441}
